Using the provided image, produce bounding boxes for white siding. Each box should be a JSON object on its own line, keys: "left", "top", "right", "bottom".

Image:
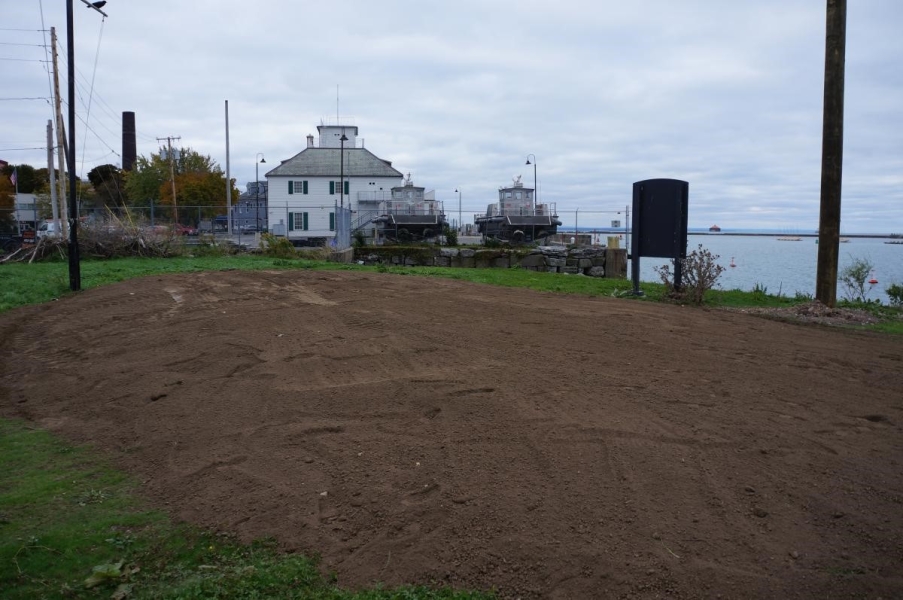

{"left": 267, "top": 174, "right": 401, "bottom": 239}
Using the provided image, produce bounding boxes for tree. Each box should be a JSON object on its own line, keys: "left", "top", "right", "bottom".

{"left": 0, "top": 175, "right": 15, "bottom": 234}
{"left": 0, "top": 163, "right": 39, "bottom": 193}
{"left": 124, "top": 147, "right": 238, "bottom": 223}
{"left": 87, "top": 164, "right": 128, "bottom": 208}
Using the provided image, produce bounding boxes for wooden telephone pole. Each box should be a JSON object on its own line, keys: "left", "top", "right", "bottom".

{"left": 50, "top": 27, "right": 69, "bottom": 239}
{"left": 157, "top": 136, "right": 181, "bottom": 223}
{"left": 815, "top": 0, "right": 847, "bottom": 307}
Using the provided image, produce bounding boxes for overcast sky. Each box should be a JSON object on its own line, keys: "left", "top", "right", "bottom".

{"left": 2, "top": 1, "right": 901, "bottom": 232}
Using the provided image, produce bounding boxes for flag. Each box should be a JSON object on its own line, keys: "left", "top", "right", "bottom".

{"left": 9, "top": 168, "right": 16, "bottom": 188}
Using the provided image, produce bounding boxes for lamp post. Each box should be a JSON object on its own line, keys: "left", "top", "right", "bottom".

{"left": 525, "top": 154, "right": 537, "bottom": 213}
{"left": 339, "top": 130, "right": 348, "bottom": 208}
{"left": 255, "top": 153, "right": 265, "bottom": 233}
{"left": 526, "top": 154, "right": 537, "bottom": 242}
{"left": 65, "top": 0, "right": 108, "bottom": 291}
{"left": 454, "top": 188, "right": 462, "bottom": 234}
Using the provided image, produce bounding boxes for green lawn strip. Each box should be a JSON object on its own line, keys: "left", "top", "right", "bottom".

{"left": 2, "top": 255, "right": 900, "bottom": 334}
{"left": 0, "top": 419, "right": 491, "bottom": 599}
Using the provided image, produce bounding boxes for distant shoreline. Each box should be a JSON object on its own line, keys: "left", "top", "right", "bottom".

{"left": 560, "top": 229, "right": 901, "bottom": 239}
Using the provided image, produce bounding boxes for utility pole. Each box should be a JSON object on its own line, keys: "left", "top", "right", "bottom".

{"left": 47, "top": 120, "right": 59, "bottom": 229}
{"left": 157, "top": 136, "right": 181, "bottom": 224}
{"left": 50, "top": 27, "right": 69, "bottom": 238}
{"left": 815, "top": 0, "right": 847, "bottom": 307}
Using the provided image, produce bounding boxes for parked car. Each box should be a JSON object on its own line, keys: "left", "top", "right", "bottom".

{"left": 174, "top": 224, "right": 199, "bottom": 236}
{"left": 36, "top": 220, "right": 64, "bottom": 239}
{"left": 239, "top": 225, "right": 259, "bottom": 234}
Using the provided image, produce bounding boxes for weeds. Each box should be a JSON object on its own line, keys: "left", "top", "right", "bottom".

{"left": 751, "top": 282, "right": 768, "bottom": 301}
{"left": 259, "top": 234, "right": 297, "bottom": 259}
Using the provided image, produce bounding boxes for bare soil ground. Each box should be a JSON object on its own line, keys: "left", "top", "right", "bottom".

{"left": 2, "top": 270, "right": 902, "bottom": 599}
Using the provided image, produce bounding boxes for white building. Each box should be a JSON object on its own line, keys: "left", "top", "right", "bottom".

{"left": 265, "top": 124, "right": 403, "bottom": 245}
{"left": 14, "top": 193, "right": 39, "bottom": 231}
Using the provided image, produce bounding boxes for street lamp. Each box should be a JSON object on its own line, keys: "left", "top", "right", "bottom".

{"left": 526, "top": 154, "right": 537, "bottom": 242}
{"left": 65, "top": 0, "right": 108, "bottom": 291}
{"left": 525, "top": 154, "right": 537, "bottom": 214}
{"left": 339, "top": 130, "right": 348, "bottom": 209}
{"left": 454, "top": 188, "right": 462, "bottom": 234}
{"left": 255, "top": 153, "right": 265, "bottom": 233}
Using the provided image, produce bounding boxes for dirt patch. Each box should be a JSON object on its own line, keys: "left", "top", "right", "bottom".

{"left": 724, "top": 300, "right": 885, "bottom": 327}
{"left": 2, "top": 270, "right": 902, "bottom": 598}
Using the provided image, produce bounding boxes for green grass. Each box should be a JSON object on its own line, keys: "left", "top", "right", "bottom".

{"left": 0, "top": 419, "right": 491, "bottom": 599}
{"left": 2, "top": 255, "right": 901, "bottom": 333}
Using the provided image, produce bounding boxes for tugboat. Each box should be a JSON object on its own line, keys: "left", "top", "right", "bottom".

{"left": 709, "top": 224, "right": 722, "bottom": 233}
{"left": 374, "top": 174, "right": 447, "bottom": 242}
{"left": 475, "top": 176, "right": 561, "bottom": 243}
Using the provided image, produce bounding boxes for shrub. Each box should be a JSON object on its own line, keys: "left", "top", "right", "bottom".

{"left": 443, "top": 225, "right": 458, "bottom": 247}
{"left": 654, "top": 244, "right": 725, "bottom": 305}
{"left": 886, "top": 282, "right": 903, "bottom": 307}
{"left": 259, "top": 233, "right": 297, "bottom": 259}
{"left": 353, "top": 231, "right": 367, "bottom": 248}
{"left": 839, "top": 256, "right": 874, "bottom": 302}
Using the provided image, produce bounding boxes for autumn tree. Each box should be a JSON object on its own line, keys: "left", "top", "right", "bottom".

{"left": 124, "top": 147, "right": 237, "bottom": 223}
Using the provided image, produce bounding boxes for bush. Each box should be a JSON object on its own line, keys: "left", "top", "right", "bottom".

{"left": 443, "top": 225, "right": 458, "bottom": 247}
{"left": 259, "top": 233, "right": 297, "bottom": 259}
{"left": 886, "top": 282, "right": 903, "bottom": 307}
{"left": 353, "top": 231, "right": 367, "bottom": 248}
{"left": 839, "top": 256, "right": 875, "bottom": 302}
{"left": 655, "top": 244, "right": 725, "bottom": 305}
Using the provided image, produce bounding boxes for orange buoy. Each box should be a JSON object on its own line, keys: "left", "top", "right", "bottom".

{"left": 869, "top": 271, "right": 878, "bottom": 285}
{"left": 729, "top": 257, "right": 736, "bottom": 268}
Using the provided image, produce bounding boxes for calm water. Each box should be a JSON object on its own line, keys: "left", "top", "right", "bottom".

{"left": 629, "top": 235, "right": 903, "bottom": 304}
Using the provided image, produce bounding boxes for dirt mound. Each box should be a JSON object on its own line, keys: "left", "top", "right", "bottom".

{"left": 2, "top": 270, "right": 902, "bottom": 598}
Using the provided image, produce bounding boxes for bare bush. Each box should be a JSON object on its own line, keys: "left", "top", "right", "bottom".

{"left": 655, "top": 244, "right": 725, "bottom": 305}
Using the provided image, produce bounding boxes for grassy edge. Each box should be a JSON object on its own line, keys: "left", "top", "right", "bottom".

{"left": 0, "top": 418, "right": 491, "bottom": 599}
{"left": 1, "top": 255, "right": 901, "bottom": 333}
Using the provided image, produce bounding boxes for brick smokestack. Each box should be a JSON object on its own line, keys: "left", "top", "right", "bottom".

{"left": 122, "top": 111, "right": 136, "bottom": 171}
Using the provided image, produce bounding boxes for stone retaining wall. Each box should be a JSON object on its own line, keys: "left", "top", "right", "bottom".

{"left": 354, "top": 246, "right": 628, "bottom": 278}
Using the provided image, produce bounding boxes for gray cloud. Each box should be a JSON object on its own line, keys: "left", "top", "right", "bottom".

{"left": 2, "top": 0, "right": 901, "bottom": 232}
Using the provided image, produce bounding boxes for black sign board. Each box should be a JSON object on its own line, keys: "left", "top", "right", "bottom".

{"left": 631, "top": 179, "right": 689, "bottom": 294}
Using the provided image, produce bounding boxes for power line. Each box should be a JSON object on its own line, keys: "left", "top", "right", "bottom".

{"left": 0, "top": 42, "right": 47, "bottom": 47}
{"left": 0, "top": 97, "right": 51, "bottom": 101}
{"left": 0, "top": 28, "right": 48, "bottom": 32}
{"left": 0, "top": 57, "right": 47, "bottom": 62}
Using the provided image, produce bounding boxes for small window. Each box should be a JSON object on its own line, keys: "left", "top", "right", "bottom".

{"left": 515, "top": 192, "right": 522, "bottom": 199}
{"left": 505, "top": 192, "right": 512, "bottom": 199}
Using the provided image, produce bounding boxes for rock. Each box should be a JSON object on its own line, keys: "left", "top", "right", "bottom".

{"left": 587, "top": 266, "right": 606, "bottom": 277}
{"left": 652, "top": 532, "right": 661, "bottom": 540}
{"left": 753, "top": 508, "right": 768, "bottom": 518}
{"left": 789, "top": 551, "right": 799, "bottom": 560}
{"left": 459, "top": 248, "right": 476, "bottom": 258}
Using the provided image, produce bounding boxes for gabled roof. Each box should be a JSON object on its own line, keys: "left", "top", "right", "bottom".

{"left": 265, "top": 148, "right": 403, "bottom": 179}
